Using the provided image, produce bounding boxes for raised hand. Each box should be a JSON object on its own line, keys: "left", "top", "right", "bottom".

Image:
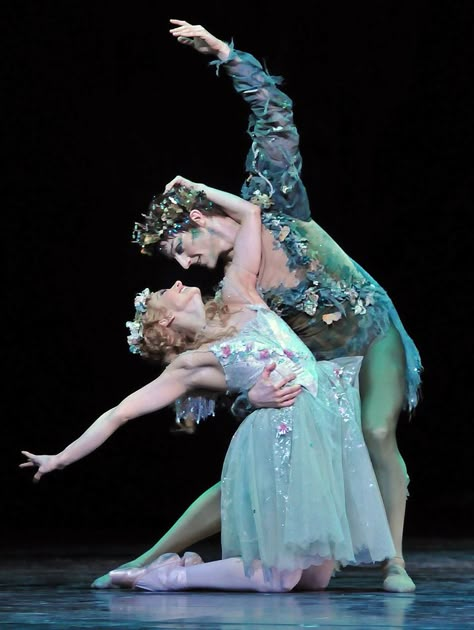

{"left": 19, "top": 450, "right": 61, "bottom": 482}
{"left": 164, "top": 175, "right": 201, "bottom": 193}
{"left": 248, "top": 362, "right": 302, "bottom": 408}
{"left": 169, "top": 19, "right": 230, "bottom": 59}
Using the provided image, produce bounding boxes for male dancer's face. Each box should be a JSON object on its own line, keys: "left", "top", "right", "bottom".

{"left": 161, "top": 226, "right": 233, "bottom": 270}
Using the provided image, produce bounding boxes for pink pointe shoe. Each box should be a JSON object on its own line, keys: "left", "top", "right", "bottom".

{"left": 135, "top": 561, "right": 188, "bottom": 592}
{"left": 109, "top": 553, "right": 182, "bottom": 589}
{"left": 108, "top": 551, "right": 203, "bottom": 589}
{"left": 133, "top": 551, "right": 204, "bottom": 592}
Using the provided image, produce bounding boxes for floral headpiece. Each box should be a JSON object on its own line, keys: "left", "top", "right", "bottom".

{"left": 132, "top": 184, "right": 215, "bottom": 256}
{"left": 125, "top": 288, "right": 150, "bottom": 355}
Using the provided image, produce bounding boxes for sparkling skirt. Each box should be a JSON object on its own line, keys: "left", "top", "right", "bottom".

{"left": 220, "top": 358, "right": 396, "bottom": 581}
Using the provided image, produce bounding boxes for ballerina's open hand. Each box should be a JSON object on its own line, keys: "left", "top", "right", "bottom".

{"left": 19, "top": 451, "right": 60, "bottom": 483}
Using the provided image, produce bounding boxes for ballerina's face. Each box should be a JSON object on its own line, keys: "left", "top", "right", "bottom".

{"left": 146, "top": 280, "right": 205, "bottom": 321}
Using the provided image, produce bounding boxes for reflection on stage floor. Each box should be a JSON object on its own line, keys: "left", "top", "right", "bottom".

{"left": 0, "top": 537, "right": 472, "bottom": 629}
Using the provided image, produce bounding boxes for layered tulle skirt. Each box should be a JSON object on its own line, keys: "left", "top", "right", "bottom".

{"left": 220, "top": 357, "right": 396, "bottom": 580}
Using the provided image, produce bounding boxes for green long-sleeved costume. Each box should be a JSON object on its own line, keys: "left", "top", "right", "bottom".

{"left": 213, "top": 46, "right": 421, "bottom": 412}
{"left": 136, "top": 46, "right": 421, "bottom": 422}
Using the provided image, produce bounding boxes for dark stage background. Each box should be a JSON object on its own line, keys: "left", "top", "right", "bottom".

{"left": 4, "top": 2, "right": 473, "bottom": 548}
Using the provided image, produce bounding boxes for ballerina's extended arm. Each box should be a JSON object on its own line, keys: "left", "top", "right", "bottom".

{"left": 20, "top": 353, "right": 227, "bottom": 482}
{"left": 21, "top": 172, "right": 262, "bottom": 483}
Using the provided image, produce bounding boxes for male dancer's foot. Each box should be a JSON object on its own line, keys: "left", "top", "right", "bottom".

{"left": 383, "top": 557, "right": 416, "bottom": 593}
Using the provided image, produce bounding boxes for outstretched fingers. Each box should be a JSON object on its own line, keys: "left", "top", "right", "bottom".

{"left": 19, "top": 450, "right": 36, "bottom": 468}
{"left": 169, "top": 21, "right": 206, "bottom": 37}
{"left": 168, "top": 19, "right": 229, "bottom": 58}
{"left": 19, "top": 451, "right": 53, "bottom": 482}
{"left": 169, "top": 19, "right": 189, "bottom": 27}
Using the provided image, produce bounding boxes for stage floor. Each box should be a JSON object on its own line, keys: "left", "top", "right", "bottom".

{"left": 0, "top": 537, "right": 472, "bottom": 629}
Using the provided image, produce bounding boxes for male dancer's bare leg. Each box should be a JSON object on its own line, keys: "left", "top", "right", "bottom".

{"left": 91, "top": 482, "right": 222, "bottom": 588}
{"left": 360, "top": 325, "right": 416, "bottom": 593}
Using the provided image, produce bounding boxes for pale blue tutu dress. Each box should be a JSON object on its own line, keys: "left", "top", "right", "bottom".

{"left": 210, "top": 305, "right": 396, "bottom": 582}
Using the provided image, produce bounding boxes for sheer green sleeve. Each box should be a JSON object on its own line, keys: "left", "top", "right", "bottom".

{"left": 212, "top": 47, "right": 311, "bottom": 221}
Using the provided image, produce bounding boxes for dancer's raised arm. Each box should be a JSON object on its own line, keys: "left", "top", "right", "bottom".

{"left": 170, "top": 19, "right": 311, "bottom": 221}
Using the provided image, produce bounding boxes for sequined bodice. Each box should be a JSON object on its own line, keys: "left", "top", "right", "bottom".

{"left": 210, "top": 306, "right": 318, "bottom": 395}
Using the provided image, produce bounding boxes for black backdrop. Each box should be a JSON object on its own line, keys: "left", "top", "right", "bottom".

{"left": 4, "top": 1, "right": 473, "bottom": 547}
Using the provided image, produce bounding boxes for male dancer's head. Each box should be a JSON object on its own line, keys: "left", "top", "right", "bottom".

{"left": 133, "top": 184, "right": 239, "bottom": 270}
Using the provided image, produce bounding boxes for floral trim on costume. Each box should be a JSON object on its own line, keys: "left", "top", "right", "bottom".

{"left": 260, "top": 212, "right": 376, "bottom": 320}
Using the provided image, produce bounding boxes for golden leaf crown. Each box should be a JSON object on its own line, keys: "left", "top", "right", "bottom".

{"left": 132, "top": 184, "right": 215, "bottom": 255}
